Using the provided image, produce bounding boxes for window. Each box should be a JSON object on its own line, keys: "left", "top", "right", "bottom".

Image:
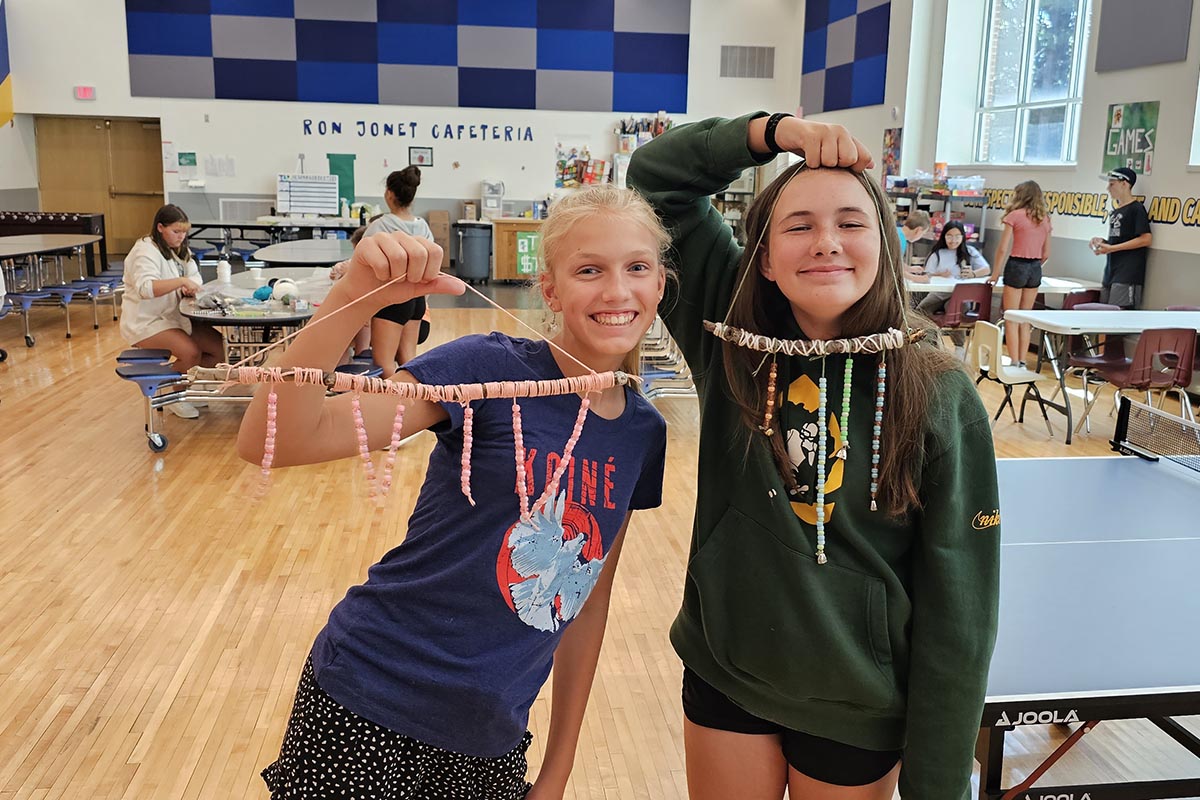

{"left": 975, "top": 0, "right": 1091, "bottom": 164}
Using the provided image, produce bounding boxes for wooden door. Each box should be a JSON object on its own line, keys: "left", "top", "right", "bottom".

{"left": 107, "top": 119, "right": 164, "bottom": 253}
{"left": 35, "top": 116, "right": 163, "bottom": 254}
{"left": 35, "top": 117, "right": 111, "bottom": 224}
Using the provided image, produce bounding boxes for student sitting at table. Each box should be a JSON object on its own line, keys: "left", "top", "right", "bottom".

{"left": 897, "top": 209, "right": 931, "bottom": 267}
{"left": 120, "top": 204, "right": 224, "bottom": 419}
{"left": 908, "top": 221, "right": 990, "bottom": 357}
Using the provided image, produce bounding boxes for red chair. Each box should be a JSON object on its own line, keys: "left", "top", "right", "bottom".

{"left": 1045, "top": 303, "right": 1124, "bottom": 416}
{"left": 927, "top": 282, "right": 993, "bottom": 331}
{"left": 1159, "top": 308, "right": 1200, "bottom": 378}
{"left": 1063, "top": 290, "right": 1102, "bottom": 309}
{"left": 1080, "top": 328, "right": 1197, "bottom": 433}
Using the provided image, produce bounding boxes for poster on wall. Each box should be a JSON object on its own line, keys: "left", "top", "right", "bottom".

{"left": 881, "top": 128, "right": 902, "bottom": 178}
{"left": 1103, "top": 101, "right": 1158, "bottom": 175}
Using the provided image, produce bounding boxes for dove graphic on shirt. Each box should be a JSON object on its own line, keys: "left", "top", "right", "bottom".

{"left": 498, "top": 491, "right": 607, "bottom": 633}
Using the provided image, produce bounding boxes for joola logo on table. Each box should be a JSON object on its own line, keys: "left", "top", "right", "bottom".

{"left": 1024, "top": 793, "right": 1091, "bottom": 800}
{"left": 996, "top": 709, "right": 1079, "bottom": 726}
{"left": 972, "top": 509, "right": 1001, "bottom": 530}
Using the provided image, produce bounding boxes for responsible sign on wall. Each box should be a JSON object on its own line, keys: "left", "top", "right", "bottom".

{"left": 1103, "top": 101, "right": 1158, "bottom": 175}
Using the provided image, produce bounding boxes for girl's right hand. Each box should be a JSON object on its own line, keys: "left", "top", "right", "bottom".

{"left": 339, "top": 231, "right": 465, "bottom": 306}
{"left": 775, "top": 116, "right": 875, "bottom": 171}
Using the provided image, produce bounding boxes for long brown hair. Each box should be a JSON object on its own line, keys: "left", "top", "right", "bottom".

{"left": 722, "top": 163, "right": 957, "bottom": 517}
{"left": 149, "top": 204, "right": 192, "bottom": 263}
{"left": 1005, "top": 180, "right": 1048, "bottom": 224}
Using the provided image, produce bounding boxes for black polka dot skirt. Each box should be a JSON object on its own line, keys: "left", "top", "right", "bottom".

{"left": 262, "top": 656, "right": 534, "bottom": 800}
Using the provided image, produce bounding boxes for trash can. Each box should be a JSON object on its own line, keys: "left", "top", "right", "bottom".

{"left": 454, "top": 221, "right": 492, "bottom": 284}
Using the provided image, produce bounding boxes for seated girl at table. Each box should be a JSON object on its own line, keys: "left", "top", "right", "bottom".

{"left": 120, "top": 204, "right": 224, "bottom": 419}
{"left": 908, "top": 221, "right": 989, "bottom": 356}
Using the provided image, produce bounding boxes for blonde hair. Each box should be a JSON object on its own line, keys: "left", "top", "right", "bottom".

{"left": 1005, "top": 180, "right": 1048, "bottom": 224}
{"left": 537, "top": 186, "right": 672, "bottom": 377}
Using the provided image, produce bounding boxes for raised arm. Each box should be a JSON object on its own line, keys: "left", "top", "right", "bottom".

{"left": 628, "top": 114, "right": 872, "bottom": 371}
{"left": 236, "top": 232, "right": 464, "bottom": 467}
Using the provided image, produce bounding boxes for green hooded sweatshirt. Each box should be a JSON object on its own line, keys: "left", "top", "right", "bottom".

{"left": 629, "top": 113, "right": 1001, "bottom": 799}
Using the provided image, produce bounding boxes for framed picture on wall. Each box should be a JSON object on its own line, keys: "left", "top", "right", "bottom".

{"left": 409, "top": 147, "right": 433, "bottom": 167}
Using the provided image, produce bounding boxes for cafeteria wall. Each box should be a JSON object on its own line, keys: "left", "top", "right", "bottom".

{"left": 0, "top": 0, "right": 802, "bottom": 213}
{"left": 807, "top": 0, "right": 1200, "bottom": 308}
{"left": 0, "top": 113, "right": 36, "bottom": 208}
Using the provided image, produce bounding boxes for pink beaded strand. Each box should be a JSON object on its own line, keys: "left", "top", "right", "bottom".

{"left": 260, "top": 384, "right": 277, "bottom": 482}
{"left": 512, "top": 399, "right": 530, "bottom": 522}
{"left": 460, "top": 403, "right": 476, "bottom": 506}
{"left": 350, "top": 392, "right": 379, "bottom": 499}
{"left": 379, "top": 400, "right": 406, "bottom": 497}
{"left": 532, "top": 395, "right": 591, "bottom": 514}
{"left": 258, "top": 367, "right": 284, "bottom": 484}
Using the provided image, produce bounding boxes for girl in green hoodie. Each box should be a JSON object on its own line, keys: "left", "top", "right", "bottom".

{"left": 629, "top": 114, "right": 1001, "bottom": 800}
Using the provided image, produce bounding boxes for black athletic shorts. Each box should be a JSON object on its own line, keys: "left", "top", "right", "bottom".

{"left": 682, "top": 667, "right": 901, "bottom": 787}
{"left": 1003, "top": 257, "right": 1042, "bottom": 289}
{"left": 374, "top": 296, "right": 427, "bottom": 325}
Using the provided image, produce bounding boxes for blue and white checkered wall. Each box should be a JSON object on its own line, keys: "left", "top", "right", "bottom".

{"left": 801, "top": 0, "right": 890, "bottom": 113}
{"left": 125, "top": 0, "right": 690, "bottom": 113}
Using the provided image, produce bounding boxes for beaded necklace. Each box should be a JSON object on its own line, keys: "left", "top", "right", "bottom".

{"left": 206, "top": 272, "right": 634, "bottom": 520}
{"left": 708, "top": 163, "right": 920, "bottom": 564}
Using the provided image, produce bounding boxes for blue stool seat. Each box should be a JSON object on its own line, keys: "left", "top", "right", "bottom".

{"left": 334, "top": 362, "right": 384, "bottom": 379}
{"left": 7, "top": 290, "right": 52, "bottom": 304}
{"left": 118, "top": 348, "right": 172, "bottom": 364}
{"left": 351, "top": 348, "right": 374, "bottom": 363}
{"left": 116, "top": 364, "right": 185, "bottom": 397}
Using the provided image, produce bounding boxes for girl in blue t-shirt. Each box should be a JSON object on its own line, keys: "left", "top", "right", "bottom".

{"left": 238, "top": 186, "right": 669, "bottom": 800}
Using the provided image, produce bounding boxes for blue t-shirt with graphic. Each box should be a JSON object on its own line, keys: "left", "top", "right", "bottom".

{"left": 311, "top": 333, "right": 667, "bottom": 757}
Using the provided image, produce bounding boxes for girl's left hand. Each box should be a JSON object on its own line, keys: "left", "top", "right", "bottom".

{"left": 774, "top": 116, "right": 875, "bottom": 171}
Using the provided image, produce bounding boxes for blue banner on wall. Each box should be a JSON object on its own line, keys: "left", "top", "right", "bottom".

{"left": 801, "top": 0, "right": 890, "bottom": 113}
{"left": 125, "top": 0, "right": 690, "bottom": 113}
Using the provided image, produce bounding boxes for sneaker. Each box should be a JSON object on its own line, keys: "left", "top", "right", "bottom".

{"left": 167, "top": 401, "right": 200, "bottom": 419}
{"left": 1017, "top": 361, "right": 1027, "bottom": 369}
{"left": 190, "top": 399, "right": 209, "bottom": 409}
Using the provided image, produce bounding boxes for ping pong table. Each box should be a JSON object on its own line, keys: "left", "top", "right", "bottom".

{"left": 979, "top": 400, "right": 1200, "bottom": 799}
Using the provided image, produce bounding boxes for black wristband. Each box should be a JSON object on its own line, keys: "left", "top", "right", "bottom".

{"left": 764, "top": 112, "right": 793, "bottom": 154}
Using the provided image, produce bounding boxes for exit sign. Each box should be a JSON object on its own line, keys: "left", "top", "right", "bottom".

{"left": 74, "top": 86, "right": 96, "bottom": 101}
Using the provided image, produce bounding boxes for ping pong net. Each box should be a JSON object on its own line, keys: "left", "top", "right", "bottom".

{"left": 1111, "top": 395, "right": 1200, "bottom": 474}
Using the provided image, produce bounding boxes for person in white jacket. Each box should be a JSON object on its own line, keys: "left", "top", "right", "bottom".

{"left": 120, "top": 204, "right": 224, "bottom": 417}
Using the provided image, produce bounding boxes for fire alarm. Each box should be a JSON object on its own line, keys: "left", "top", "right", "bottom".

{"left": 74, "top": 86, "right": 97, "bottom": 101}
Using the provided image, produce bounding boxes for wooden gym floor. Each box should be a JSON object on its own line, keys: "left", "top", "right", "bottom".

{"left": 0, "top": 295, "right": 1196, "bottom": 799}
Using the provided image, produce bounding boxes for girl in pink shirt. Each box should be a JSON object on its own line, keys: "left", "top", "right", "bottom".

{"left": 991, "top": 181, "right": 1052, "bottom": 366}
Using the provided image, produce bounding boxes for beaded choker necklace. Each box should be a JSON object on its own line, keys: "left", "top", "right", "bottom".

{"left": 707, "top": 163, "right": 919, "bottom": 564}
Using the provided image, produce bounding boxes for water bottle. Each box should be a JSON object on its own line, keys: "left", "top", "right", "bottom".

{"left": 217, "top": 258, "right": 232, "bottom": 284}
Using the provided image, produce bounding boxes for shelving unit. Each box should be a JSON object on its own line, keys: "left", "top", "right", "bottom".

{"left": 713, "top": 168, "right": 758, "bottom": 244}
{"left": 887, "top": 187, "right": 989, "bottom": 245}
